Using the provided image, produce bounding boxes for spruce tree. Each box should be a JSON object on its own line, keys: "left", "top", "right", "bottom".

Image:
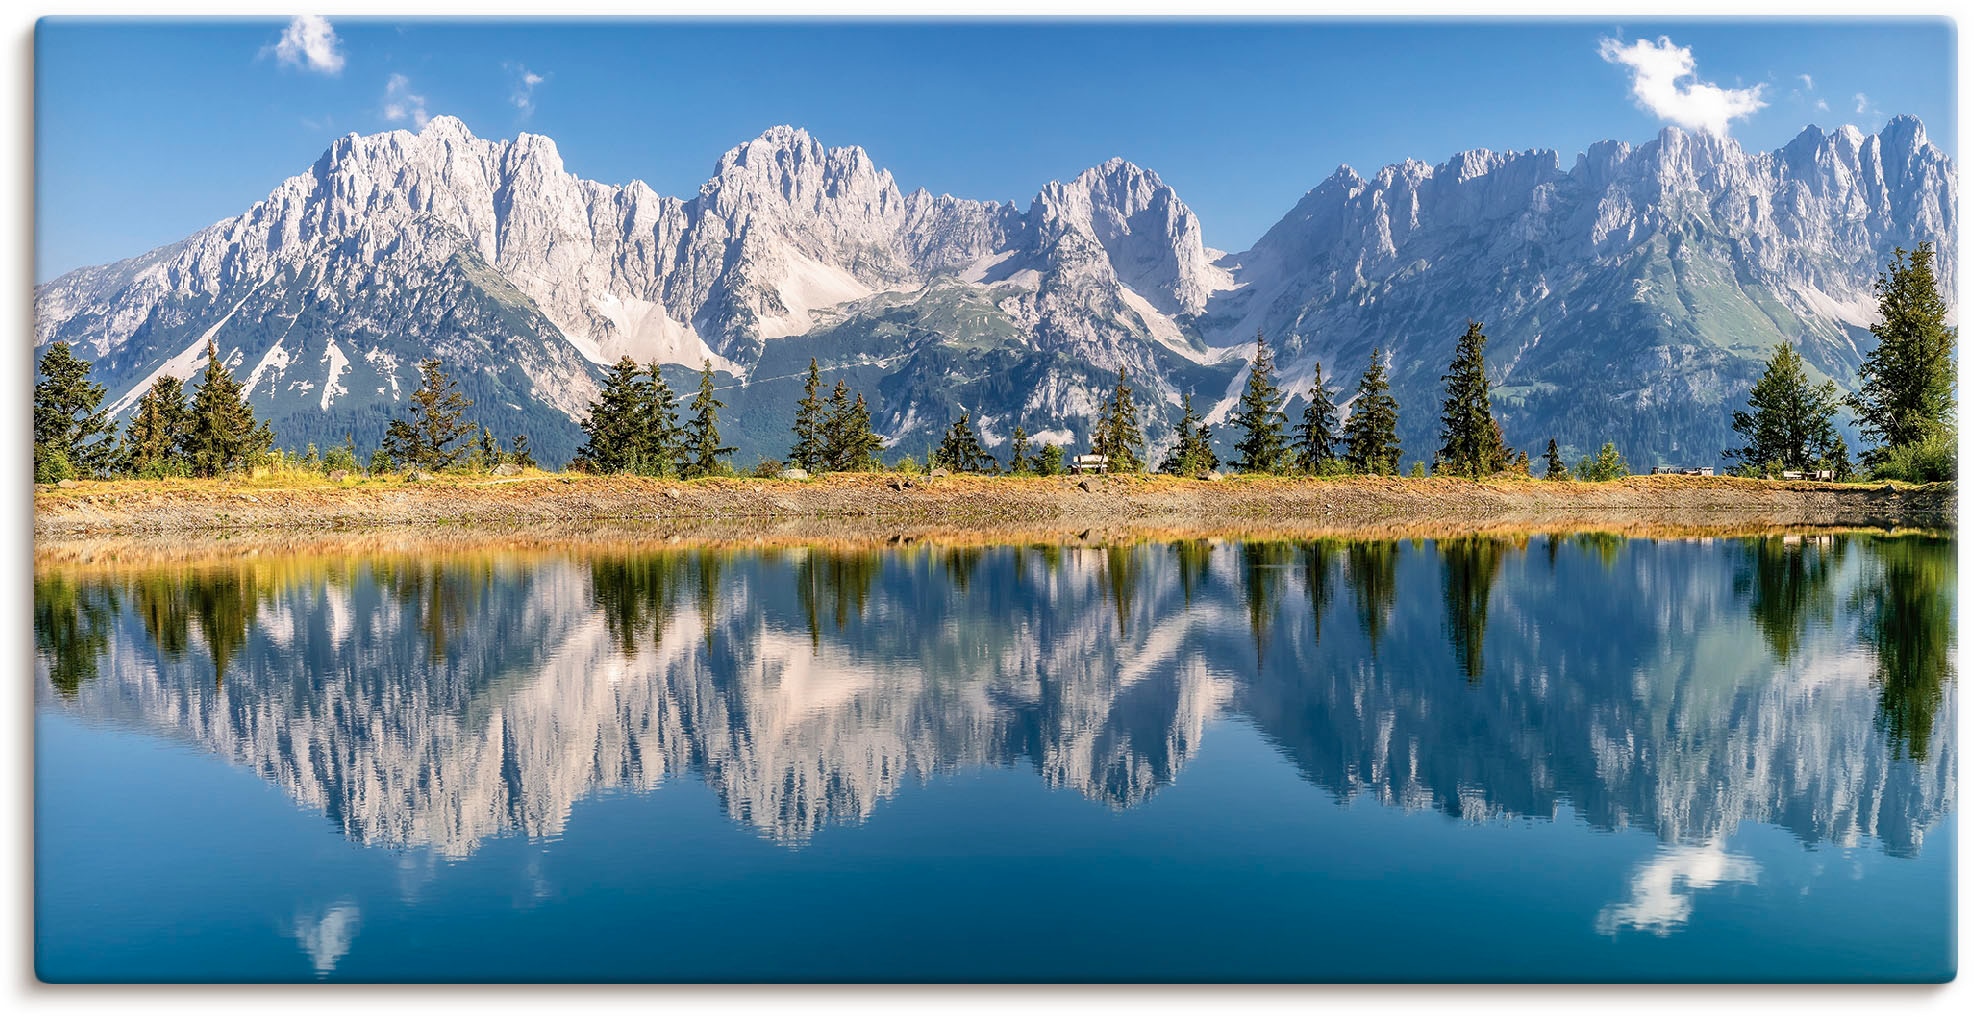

{"left": 1159, "top": 391, "right": 1219, "bottom": 478}
{"left": 1009, "top": 425, "right": 1031, "bottom": 474}
{"left": 1036, "top": 443, "right": 1065, "bottom": 476}
{"left": 1851, "top": 243, "right": 1956, "bottom": 464}
{"left": 1725, "top": 341, "right": 1850, "bottom": 477}
{"left": 34, "top": 341, "right": 116, "bottom": 479}
{"left": 382, "top": 358, "right": 477, "bottom": 471}
{"left": 1543, "top": 438, "right": 1568, "bottom": 480}
{"left": 1100, "top": 368, "right": 1145, "bottom": 472}
{"left": 1437, "top": 321, "right": 1510, "bottom": 478}
{"left": 573, "top": 356, "right": 651, "bottom": 473}
{"left": 119, "top": 374, "right": 192, "bottom": 478}
{"left": 682, "top": 360, "right": 735, "bottom": 478}
{"left": 823, "top": 388, "right": 885, "bottom": 472}
{"left": 511, "top": 434, "right": 536, "bottom": 469}
{"left": 1294, "top": 363, "right": 1341, "bottom": 473}
{"left": 185, "top": 340, "right": 273, "bottom": 477}
{"left": 647, "top": 367, "right": 685, "bottom": 477}
{"left": 1229, "top": 329, "right": 1289, "bottom": 474}
{"left": 1343, "top": 347, "right": 1404, "bottom": 475}
{"left": 789, "top": 357, "right": 827, "bottom": 471}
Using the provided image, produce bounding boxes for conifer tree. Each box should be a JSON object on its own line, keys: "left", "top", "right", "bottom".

{"left": 1851, "top": 243, "right": 1956, "bottom": 464}
{"left": 1543, "top": 438, "right": 1568, "bottom": 480}
{"left": 1725, "top": 341, "right": 1850, "bottom": 477}
{"left": 382, "top": 357, "right": 477, "bottom": 471}
{"left": 1437, "top": 320, "right": 1511, "bottom": 479}
{"left": 511, "top": 434, "right": 536, "bottom": 469}
{"left": 573, "top": 356, "right": 651, "bottom": 473}
{"left": 34, "top": 341, "right": 117, "bottom": 479}
{"left": 789, "top": 357, "right": 827, "bottom": 471}
{"left": 682, "top": 360, "right": 735, "bottom": 478}
{"left": 1229, "top": 329, "right": 1289, "bottom": 474}
{"left": 1159, "top": 391, "right": 1219, "bottom": 478}
{"left": 935, "top": 412, "right": 989, "bottom": 472}
{"left": 823, "top": 388, "right": 885, "bottom": 472}
{"left": 1009, "top": 425, "right": 1031, "bottom": 474}
{"left": 1343, "top": 347, "right": 1404, "bottom": 474}
{"left": 1294, "top": 363, "right": 1341, "bottom": 473}
{"left": 477, "top": 427, "right": 501, "bottom": 469}
{"left": 1036, "top": 443, "right": 1065, "bottom": 476}
{"left": 1098, "top": 368, "right": 1145, "bottom": 472}
{"left": 119, "top": 374, "right": 192, "bottom": 477}
{"left": 646, "top": 366, "right": 686, "bottom": 477}
{"left": 185, "top": 340, "right": 274, "bottom": 477}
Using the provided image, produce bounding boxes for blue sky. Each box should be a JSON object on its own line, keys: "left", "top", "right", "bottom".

{"left": 35, "top": 17, "right": 1956, "bottom": 281}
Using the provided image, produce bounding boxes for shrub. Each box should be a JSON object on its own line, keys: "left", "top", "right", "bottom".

{"left": 1870, "top": 431, "right": 1957, "bottom": 483}
{"left": 1409, "top": 462, "right": 1427, "bottom": 478}
{"left": 751, "top": 457, "right": 785, "bottom": 478}
{"left": 890, "top": 455, "right": 924, "bottom": 475}
{"left": 35, "top": 445, "right": 75, "bottom": 484}
{"left": 367, "top": 449, "right": 393, "bottom": 476}
{"left": 1575, "top": 442, "right": 1631, "bottom": 482}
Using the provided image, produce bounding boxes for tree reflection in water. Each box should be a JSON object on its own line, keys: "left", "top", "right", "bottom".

{"left": 33, "top": 533, "right": 1955, "bottom": 861}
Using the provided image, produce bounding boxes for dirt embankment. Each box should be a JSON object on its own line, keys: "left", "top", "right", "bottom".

{"left": 31, "top": 472, "right": 1956, "bottom": 547}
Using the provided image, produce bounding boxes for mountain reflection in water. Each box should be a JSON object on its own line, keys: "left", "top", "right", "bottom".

{"left": 34, "top": 534, "right": 1955, "bottom": 870}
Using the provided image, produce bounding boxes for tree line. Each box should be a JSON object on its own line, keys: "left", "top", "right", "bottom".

{"left": 33, "top": 340, "right": 533, "bottom": 483}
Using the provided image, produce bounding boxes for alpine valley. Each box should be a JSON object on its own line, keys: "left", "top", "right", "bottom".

{"left": 34, "top": 115, "right": 1957, "bottom": 468}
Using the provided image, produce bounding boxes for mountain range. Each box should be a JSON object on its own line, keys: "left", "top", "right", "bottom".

{"left": 34, "top": 115, "right": 1956, "bottom": 468}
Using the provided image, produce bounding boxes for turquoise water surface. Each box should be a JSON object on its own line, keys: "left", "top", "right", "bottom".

{"left": 33, "top": 533, "right": 1956, "bottom": 981}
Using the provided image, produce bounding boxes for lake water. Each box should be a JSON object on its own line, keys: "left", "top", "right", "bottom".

{"left": 33, "top": 532, "right": 1956, "bottom": 982}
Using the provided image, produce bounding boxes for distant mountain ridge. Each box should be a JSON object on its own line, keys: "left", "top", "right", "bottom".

{"left": 34, "top": 115, "right": 1955, "bottom": 467}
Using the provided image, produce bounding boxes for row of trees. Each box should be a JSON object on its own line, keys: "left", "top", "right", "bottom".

{"left": 1724, "top": 243, "right": 1955, "bottom": 482}
{"left": 35, "top": 340, "right": 275, "bottom": 483}
{"left": 34, "top": 340, "right": 532, "bottom": 483}
{"left": 572, "top": 357, "right": 739, "bottom": 478}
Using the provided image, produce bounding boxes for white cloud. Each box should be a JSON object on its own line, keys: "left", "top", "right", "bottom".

{"left": 1816, "top": 99, "right": 1830, "bottom": 113}
{"left": 1854, "top": 92, "right": 1878, "bottom": 116}
{"left": 1596, "top": 844, "right": 1759, "bottom": 937}
{"left": 1598, "top": 35, "right": 1767, "bottom": 137}
{"left": 272, "top": 15, "right": 345, "bottom": 75}
{"left": 382, "top": 73, "right": 429, "bottom": 129}
{"left": 1798, "top": 73, "right": 1814, "bottom": 91}
{"left": 507, "top": 63, "right": 547, "bottom": 116}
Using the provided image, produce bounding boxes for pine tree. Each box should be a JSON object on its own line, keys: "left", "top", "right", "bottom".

{"left": 1009, "top": 426, "right": 1031, "bottom": 474}
{"left": 1036, "top": 443, "right": 1065, "bottom": 476}
{"left": 34, "top": 341, "right": 116, "bottom": 479}
{"left": 382, "top": 358, "right": 477, "bottom": 471}
{"left": 936, "top": 412, "right": 989, "bottom": 472}
{"left": 789, "top": 357, "right": 827, "bottom": 471}
{"left": 1343, "top": 347, "right": 1404, "bottom": 474}
{"left": 1229, "top": 329, "right": 1289, "bottom": 474}
{"left": 1543, "top": 438, "right": 1568, "bottom": 480}
{"left": 573, "top": 356, "right": 651, "bottom": 473}
{"left": 119, "top": 374, "right": 192, "bottom": 478}
{"left": 1099, "top": 368, "right": 1145, "bottom": 472}
{"left": 683, "top": 360, "right": 735, "bottom": 478}
{"left": 1294, "top": 363, "right": 1341, "bottom": 473}
{"left": 185, "top": 340, "right": 273, "bottom": 477}
{"left": 1725, "top": 341, "right": 1851, "bottom": 477}
{"left": 1437, "top": 321, "right": 1511, "bottom": 478}
{"left": 511, "top": 434, "right": 536, "bottom": 469}
{"left": 1159, "top": 391, "right": 1219, "bottom": 478}
{"left": 1851, "top": 243, "right": 1956, "bottom": 464}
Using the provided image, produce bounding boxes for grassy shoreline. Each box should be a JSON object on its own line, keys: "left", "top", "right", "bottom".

{"left": 33, "top": 471, "right": 1957, "bottom": 544}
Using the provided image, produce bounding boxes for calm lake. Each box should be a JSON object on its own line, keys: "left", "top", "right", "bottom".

{"left": 32, "top": 532, "right": 1956, "bottom": 982}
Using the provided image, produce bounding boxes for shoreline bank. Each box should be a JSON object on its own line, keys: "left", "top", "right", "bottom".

{"left": 32, "top": 473, "right": 1956, "bottom": 547}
